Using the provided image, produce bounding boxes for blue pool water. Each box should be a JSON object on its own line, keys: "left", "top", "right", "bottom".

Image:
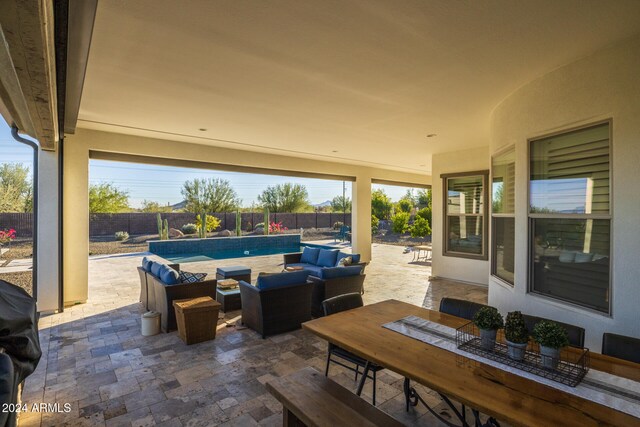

{"left": 161, "top": 243, "right": 336, "bottom": 264}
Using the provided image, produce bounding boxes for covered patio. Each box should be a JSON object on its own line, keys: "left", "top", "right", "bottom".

{"left": 1, "top": 1, "right": 640, "bottom": 426}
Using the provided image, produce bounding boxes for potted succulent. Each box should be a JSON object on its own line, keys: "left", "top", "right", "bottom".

{"left": 532, "top": 320, "right": 569, "bottom": 369}
{"left": 473, "top": 306, "right": 504, "bottom": 351}
{"left": 504, "top": 311, "right": 529, "bottom": 361}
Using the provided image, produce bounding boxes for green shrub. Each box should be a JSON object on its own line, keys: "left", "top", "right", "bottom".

{"left": 391, "top": 212, "right": 410, "bottom": 233}
{"left": 371, "top": 189, "right": 393, "bottom": 220}
{"left": 416, "top": 206, "right": 432, "bottom": 224}
{"left": 114, "top": 231, "right": 129, "bottom": 241}
{"left": 396, "top": 198, "right": 413, "bottom": 213}
{"left": 409, "top": 216, "right": 431, "bottom": 237}
{"left": 196, "top": 214, "right": 221, "bottom": 232}
{"left": 371, "top": 215, "right": 379, "bottom": 235}
{"left": 254, "top": 222, "right": 264, "bottom": 229}
{"left": 181, "top": 223, "right": 198, "bottom": 234}
{"left": 532, "top": 320, "right": 569, "bottom": 349}
{"left": 504, "top": 311, "right": 529, "bottom": 344}
{"left": 473, "top": 306, "right": 504, "bottom": 331}
{"left": 333, "top": 221, "right": 344, "bottom": 230}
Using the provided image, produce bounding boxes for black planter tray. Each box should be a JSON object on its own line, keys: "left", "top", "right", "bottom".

{"left": 455, "top": 321, "right": 589, "bottom": 387}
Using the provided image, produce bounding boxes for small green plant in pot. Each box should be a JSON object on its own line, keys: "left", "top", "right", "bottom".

{"left": 504, "top": 311, "right": 529, "bottom": 361}
{"left": 473, "top": 306, "right": 504, "bottom": 351}
{"left": 532, "top": 320, "right": 569, "bottom": 369}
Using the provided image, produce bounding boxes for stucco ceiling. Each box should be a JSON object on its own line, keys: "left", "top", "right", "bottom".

{"left": 77, "top": 0, "right": 640, "bottom": 174}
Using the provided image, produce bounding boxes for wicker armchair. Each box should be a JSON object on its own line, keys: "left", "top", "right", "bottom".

{"left": 239, "top": 278, "right": 314, "bottom": 338}
{"left": 309, "top": 272, "right": 366, "bottom": 318}
{"left": 147, "top": 265, "right": 217, "bottom": 332}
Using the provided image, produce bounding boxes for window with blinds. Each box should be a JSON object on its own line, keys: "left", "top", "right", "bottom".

{"left": 443, "top": 172, "right": 488, "bottom": 259}
{"left": 529, "top": 122, "right": 611, "bottom": 313}
{"left": 492, "top": 147, "right": 515, "bottom": 285}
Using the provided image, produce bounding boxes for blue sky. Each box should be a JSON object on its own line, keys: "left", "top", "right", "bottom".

{"left": 1, "top": 124, "right": 414, "bottom": 208}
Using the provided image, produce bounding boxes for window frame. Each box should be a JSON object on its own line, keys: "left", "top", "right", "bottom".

{"left": 441, "top": 170, "right": 489, "bottom": 260}
{"left": 526, "top": 119, "right": 613, "bottom": 315}
{"left": 491, "top": 145, "right": 516, "bottom": 286}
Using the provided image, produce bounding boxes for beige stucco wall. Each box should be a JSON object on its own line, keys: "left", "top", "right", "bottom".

{"left": 489, "top": 35, "right": 640, "bottom": 350}
{"left": 62, "top": 128, "right": 430, "bottom": 304}
{"left": 431, "top": 146, "right": 490, "bottom": 285}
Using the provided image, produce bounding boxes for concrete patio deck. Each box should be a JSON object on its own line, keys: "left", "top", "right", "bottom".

{"left": 19, "top": 243, "right": 487, "bottom": 426}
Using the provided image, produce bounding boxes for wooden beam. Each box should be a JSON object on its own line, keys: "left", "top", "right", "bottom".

{"left": 0, "top": 0, "right": 59, "bottom": 150}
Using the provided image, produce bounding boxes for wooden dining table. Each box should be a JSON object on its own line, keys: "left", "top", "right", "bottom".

{"left": 302, "top": 299, "right": 640, "bottom": 427}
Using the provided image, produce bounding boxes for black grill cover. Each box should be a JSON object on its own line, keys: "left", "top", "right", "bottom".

{"left": 0, "top": 280, "right": 41, "bottom": 427}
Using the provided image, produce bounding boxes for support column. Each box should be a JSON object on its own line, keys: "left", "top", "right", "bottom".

{"left": 62, "top": 141, "right": 89, "bottom": 304}
{"left": 36, "top": 149, "right": 59, "bottom": 312}
{"left": 352, "top": 174, "right": 372, "bottom": 262}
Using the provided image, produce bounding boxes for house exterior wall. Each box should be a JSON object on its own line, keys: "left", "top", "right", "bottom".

{"left": 61, "top": 128, "right": 430, "bottom": 305}
{"left": 432, "top": 146, "right": 490, "bottom": 285}
{"left": 489, "top": 35, "right": 640, "bottom": 350}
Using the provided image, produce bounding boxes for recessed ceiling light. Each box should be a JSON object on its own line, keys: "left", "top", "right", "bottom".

{"left": 332, "top": 150, "right": 338, "bottom": 153}
{"left": 419, "top": 164, "right": 426, "bottom": 167}
{"left": 426, "top": 134, "right": 437, "bottom": 138}
{"left": 199, "top": 128, "right": 207, "bottom": 132}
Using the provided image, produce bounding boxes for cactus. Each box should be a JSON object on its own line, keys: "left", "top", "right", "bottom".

{"left": 197, "top": 212, "right": 206, "bottom": 238}
{"left": 263, "top": 207, "right": 270, "bottom": 235}
{"left": 235, "top": 210, "right": 242, "bottom": 236}
{"left": 157, "top": 214, "right": 169, "bottom": 240}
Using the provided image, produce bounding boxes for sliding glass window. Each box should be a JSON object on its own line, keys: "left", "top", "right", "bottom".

{"left": 443, "top": 172, "right": 488, "bottom": 259}
{"left": 492, "top": 147, "right": 515, "bottom": 285}
{"left": 529, "top": 121, "right": 611, "bottom": 313}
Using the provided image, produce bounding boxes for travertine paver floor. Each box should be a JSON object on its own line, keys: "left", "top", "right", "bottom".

{"left": 19, "top": 243, "right": 488, "bottom": 426}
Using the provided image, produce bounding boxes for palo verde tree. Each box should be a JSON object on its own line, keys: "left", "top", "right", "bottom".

{"left": 258, "top": 183, "right": 310, "bottom": 212}
{"left": 89, "top": 183, "right": 130, "bottom": 213}
{"left": 330, "top": 195, "right": 351, "bottom": 213}
{"left": 181, "top": 178, "right": 239, "bottom": 213}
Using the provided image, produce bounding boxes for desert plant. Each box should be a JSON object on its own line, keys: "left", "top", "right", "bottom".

{"left": 504, "top": 311, "right": 529, "bottom": 344}
{"left": 114, "top": 231, "right": 129, "bottom": 241}
{"left": 263, "top": 207, "right": 270, "bottom": 235}
{"left": 333, "top": 221, "right": 344, "bottom": 230}
{"left": 532, "top": 320, "right": 569, "bottom": 349}
{"left": 473, "top": 306, "right": 504, "bottom": 331}
{"left": 396, "top": 198, "right": 413, "bottom": 213}
{"left": 156, "top": 214, "right": 169, "bottom": 240}
{"left": 196, "top": 213, "right": 221, "bottom": 233}
{"left": 409, "top": 216, "right": 431, "bottom": 238}
{"left": 254, "top": 222, "right": 264, "bottom": 229}
{"left": 371, "top": 189, "right": 393, "bottom": 220}
{"left": 391, "top": 212, "right": 410, "bottom": 233}
{"left": 235, "top": 210, "right": 242, "bottom": 236}
{"left": 416, "top": 206, "right": 432, "bottom": 224}
{"left": 181, "top": 223, "right": 198, "bottom": 234}
{"left": 268, "top": 221, "right": 288, "bottom": 234}
{"left": 371, "top": 215, "right": 379, "bottom": 235}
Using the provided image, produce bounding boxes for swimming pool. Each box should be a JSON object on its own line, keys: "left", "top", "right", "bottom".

{"left": 148, "top": 234, "right": 337, "bottom": 263}
{"left": 161, "top": 244, "right": 335, "bottom": 264}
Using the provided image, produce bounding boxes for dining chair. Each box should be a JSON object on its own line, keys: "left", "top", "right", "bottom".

{"left": 439, "top": 297, "right": 488, "bottom": 320}
{"left": 602, "top": 333, "right": 640, "bottom": 363}
{"left": 522, "top": 314, "right": 585, "bottom": 348}
{"left": 322, "top": 293, "right": 384, "bottom": 405}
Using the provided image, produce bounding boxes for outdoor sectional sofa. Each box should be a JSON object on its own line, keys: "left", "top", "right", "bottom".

{"left": 284, "top": 247, "right": 367, "bottom": 318}
{"left": 239, "top": 270, "right": 313, "bottom": 338}
{"left": 138, "top": 258, "right": 217, "bottom": 332}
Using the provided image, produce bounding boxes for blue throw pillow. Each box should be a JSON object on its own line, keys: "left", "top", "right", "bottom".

{"left": 300, "top": 247, "right": 321, "bottom": 265}
{"left": 317, "top": 249, "right": 339, "bottom": 267}
{"left": 320, "top": 265, "right": 363, "bottom": 280}
{"left": 142, "top": 257, "right": 153, "bottom": 272}
{"left": 159, "top": 264, "right": 180, "bottom": 285}
{"left": 150, "top": 261, "right": 163, "bottom": 277}
{"left": 256, "top": 270, "right": 310, "bottom": 291}
{"left": 336, "top": 252, "right": 361, "bottom": 266}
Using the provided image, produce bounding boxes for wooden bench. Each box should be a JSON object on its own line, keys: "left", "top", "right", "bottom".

{"left": 266, "top": 367, "right": 404, "bottom": 427}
